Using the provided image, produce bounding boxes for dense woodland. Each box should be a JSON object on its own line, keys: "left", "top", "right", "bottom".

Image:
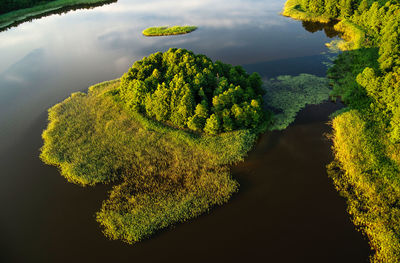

{"left": 287, "top": 0, "right": 400, "bottom": 261}
{"left": 117, "top": 48, "right": 266, "bottom": 134}
{"left": 0, "top": 0, "right": 56, "bottom": 14}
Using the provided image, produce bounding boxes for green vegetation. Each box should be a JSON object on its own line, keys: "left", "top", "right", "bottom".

{"left": 282, "top": 0, "right": 370, "bottom": 51}
{"left": 263, "top": 74, "right": 331, "bottom": 130}
{"left": 41, "top": 49, "right": 269, "bottom": 243}
{"left": 0, "top": 0, "right": 115, "bottom": 31}
{"left": 283, "top": 0, "right": 400, "bottom": 261}
{"left": 142, "top": 26, "right": 197, "bottom": 36}
{"left": 117, "top": 48, "right": 266, "bottom": 134}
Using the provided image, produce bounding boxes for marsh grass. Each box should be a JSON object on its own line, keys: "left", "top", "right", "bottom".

{"left": 329, "top": 110, "right": 400, "bottom": 262}
{"left": 41, "top": 80, "right": 258, "bottom": 243}
{"left": 142, "top": 26, "right": 197, "bottom": 36}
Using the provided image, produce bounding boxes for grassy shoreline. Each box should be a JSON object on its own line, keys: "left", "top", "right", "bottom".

{"left": 41, "top": 79, "right": 257, "bottom": 243}
{"left": 0, "top": 0, "right": 116, "bottom": 32}
{"left": 283, "top": 0, "right": 400, "bottom": 261}
{"left": 142, "top": 26, "right": 197, "bottom": 36}
{"left": 282, "top": 0, "right": 366, "bottom": 51}
{"left": 40, "top": 48, "right": 269, "bottom": 243}
{"left": 281, "top": 0, "right": 332, "bottom": 23}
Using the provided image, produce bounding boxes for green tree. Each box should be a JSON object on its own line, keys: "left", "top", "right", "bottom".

{"left": 204, "top": 114, "right": 221, "bottom": 134}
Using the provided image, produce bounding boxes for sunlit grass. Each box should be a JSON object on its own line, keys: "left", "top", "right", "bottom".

{"left": 41, "top": 79, "right": 258, "bottom": 243}
{"left": 142, "top": 26, "right": 197, "bottom": 36}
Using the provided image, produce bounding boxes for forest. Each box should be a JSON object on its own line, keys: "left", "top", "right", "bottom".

{"left": 0, "top": 0, "right": 56, "bottom": 14}
{"left": 116, "top": 48, "right": 266, "bottom": 134}
{"left": 284, "top": 0, "right": 400, "bottom": 261}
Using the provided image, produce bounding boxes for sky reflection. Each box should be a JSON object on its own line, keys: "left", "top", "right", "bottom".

{"left": 0, "top": 0, "right": 334, "bottom": 150}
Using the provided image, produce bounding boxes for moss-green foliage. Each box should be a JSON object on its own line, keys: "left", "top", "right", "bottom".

{"left": 142, "top": 26, "right": 197, "bottom": 36}
{"left": 284, "top": 0, "right": 400, "bottom": 260}
{"left": 263, "top": 74, "right": 331, "bottom": 130}
{"left": 41, "top": 72, "right": 262, "bottom": 243}
{"left": 117, "top": 48, "right": 267, "bottom": 134}
{"left": 328, "top": 48, "right": 379, "bottom": 109}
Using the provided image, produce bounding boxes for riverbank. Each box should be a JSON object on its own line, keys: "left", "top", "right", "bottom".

{"left": 0, "top": 0, "right": 116, "bottom": 32}
{"left": 283, "top": 0, "right": 400, "bottom": 261}
{"left": 282, "top": 0, "right": 366, "bottom": 51}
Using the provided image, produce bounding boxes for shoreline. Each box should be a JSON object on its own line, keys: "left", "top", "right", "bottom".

{"left": 0, "top": 0, "right": 116, "bottom": 32}
{"left": 281, "top": 0, "right": 366, "bottom": 51}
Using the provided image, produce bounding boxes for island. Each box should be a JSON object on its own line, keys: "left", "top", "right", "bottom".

{"left": 0, "top": 0, "right": 116, "bottom": 32}
{"left": 40, "top": 48, "right": 270, "bottom": 243}
{"left": 142, "top": 26, "right": 197, "bottom": 36}
{"left": 283, "top": 0, "right": 400, "bottom": 261}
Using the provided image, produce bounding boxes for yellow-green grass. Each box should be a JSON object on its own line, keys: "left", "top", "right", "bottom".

{"left": 0, "top": 0, "right": 115, "bottom": 31}
{"left": 142, "top": 26, "right": 197, "bottom": 36}
{"left": 41, "top": 79, "right": 258, "bottom": 243}
{"left": 281, "top": 0, "right": 331, "bottom": 23}
{"left": 330, "top": 19, "right": 366, "bottom": 51}
{"left": 329, "top": 110, "right": 400, "bottom": 262}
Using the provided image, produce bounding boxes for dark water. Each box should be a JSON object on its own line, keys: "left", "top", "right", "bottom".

{"left": 0, "top": 0, "right": 369, "bottom": 262}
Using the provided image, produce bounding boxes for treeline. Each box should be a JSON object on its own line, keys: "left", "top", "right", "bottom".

{"left": 298, "top": 0, "right": 391, "bottom": 19}
{"left": 293, "top": 0, "right": 400, "bottom": 261}
{"left": 117, "top": 48, "right": 266, "bottom": 134}
{"left": 0, "top": 0, "right": 56, "bottom": 14}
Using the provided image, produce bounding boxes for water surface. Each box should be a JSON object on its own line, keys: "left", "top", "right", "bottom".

{"left": 0, "top": 0, "right": 369, "bottom": 262}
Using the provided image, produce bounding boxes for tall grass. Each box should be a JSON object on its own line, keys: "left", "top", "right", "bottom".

{"left": 329, "top": 110, "right": 400, "bottom": 262}
{"left": 41, "top": 80, "right": 259, "bottom": 243}
{"left": 142, "top": 26, "right": 197, "bottom": 36}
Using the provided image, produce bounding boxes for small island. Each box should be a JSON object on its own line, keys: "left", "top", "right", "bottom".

{"left": 41, "top": 48, "right": 270, "bottom": 244}
{"left": 142, "top": 26, "right": 197, "bottom": 36}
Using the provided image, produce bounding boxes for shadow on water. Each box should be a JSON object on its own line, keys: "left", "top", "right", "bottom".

{"left": 243, "top": 54, "right": 330, "bottom": 78}
{"left": 0, "top": 0, "right": 117, "bottom": 32}
{"left": 301, "top": 20, "right": 341, "bottom": 38}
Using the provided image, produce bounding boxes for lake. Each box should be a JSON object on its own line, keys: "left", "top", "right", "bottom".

{"left": 0, "top": 0, "right": 370, "bottom": 262}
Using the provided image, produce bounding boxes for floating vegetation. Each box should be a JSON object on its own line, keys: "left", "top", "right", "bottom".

{"left": 263, "top": 74, "right": 331, "bottom": 130}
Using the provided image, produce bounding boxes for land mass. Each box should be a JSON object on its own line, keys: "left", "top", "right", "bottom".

{"left": 41, "top": 48, "right": 269, "bottom": 243}
{"left": 284, "top": 0, "right": 400, "bottom": 261}
{"left": 0, "top": 0, "right": 116, "bottom": 32}
{"left": 142, "top": 26, "right": 197, "bottom": 36}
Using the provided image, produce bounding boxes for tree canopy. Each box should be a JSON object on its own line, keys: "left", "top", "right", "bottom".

{"left": 116, "top": 48, "right": 266, "bottom": 134}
